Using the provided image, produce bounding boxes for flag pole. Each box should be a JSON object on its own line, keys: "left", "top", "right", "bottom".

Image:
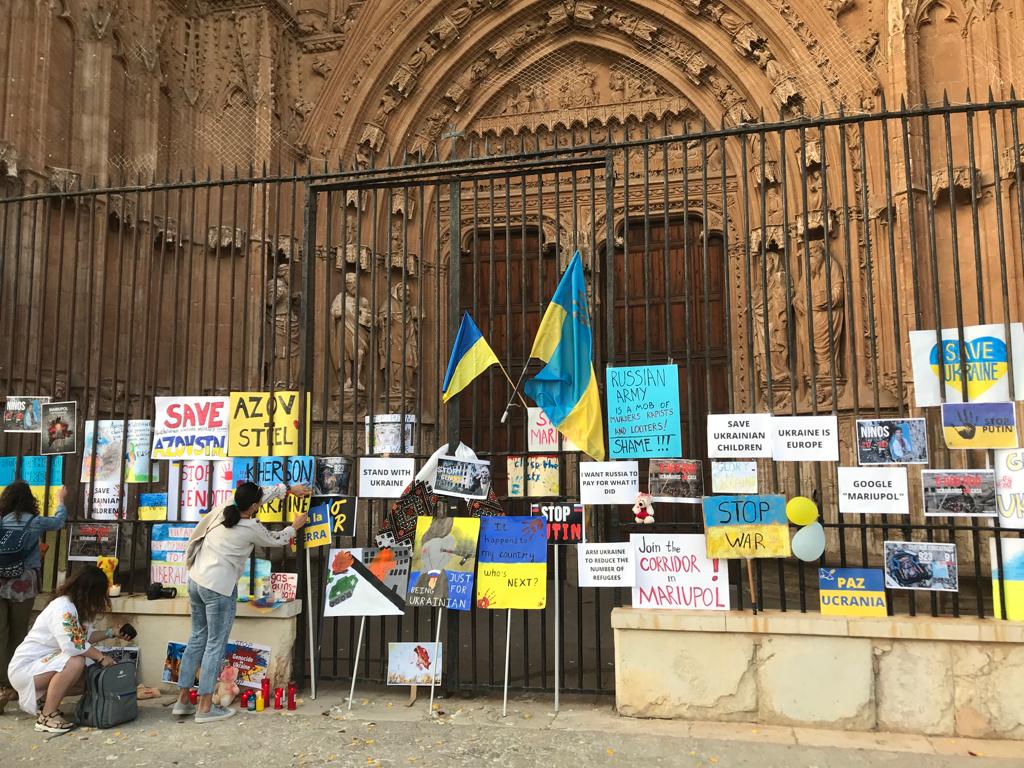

{"left": 499, "top": 364, "right": 532, "bottom": 424}
{"left": 346, "top": 616, "right": 365, "bottom": 711}
{"left": 502, "top": 609, "right": 512, "bottom": 718}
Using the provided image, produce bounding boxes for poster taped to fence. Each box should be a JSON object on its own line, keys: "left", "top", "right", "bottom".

{"left": 526, "top": 455, "right": 560, "bottom": 497}
{"left": 706, "top": 413, "right": 773, "bottom": 458}
{"left": 818, "top": 567, "right": 888, "bottom": 617}
{"left": 124, "top": 420, "right": 159, "bottom": 482}
{"left": 228, "top": 391, "right": 301, "bottom": 457}
{"left": 771, "top": 415, "right": 839, "bottom": 462}
{"left": 476, "top": 516, "right": 548, "bottom": 610}
{"left": 577, "top": 543, "right": 636, "bottom": 587}
{"left": 909, "top": 323, "right": 1024, "bottom": 407}
{"left": 152, "top": 396, "right": 229, "bottom": 459}
{"left": 150, "top": 523, "right": 195, "bottom": 589}
{"left": 701, "top": 494, "right": 791, "bottom": 559}
{"left": 433, "top": 456, "right": 492, "bottom": 500}
{"left": 995, "top": 448, "right": 1024, "bottom": 529}
{"left": 855, "top": 418, "right": 929, "bottom": 465}
{"left": 579, "top": 461, "right": 640, "bottom": 504}
{"left": 314, "top": 457, "right": 352, "bottom": 495}
{"left": 358, "top": 457, "right": 415, "bottom": 498}
{"left": 606, "top": 365, "right": 682, "bottom": 459}
{"left": 41, "top": 401, "right": 76, "bottom": 454}
{"left": 632, "top": 533, "right": 729, "bottom": 610}
{"left": 883, "top": 540, "right": 958, "bottom": 592}
{"left": 3, "top": 396, "right": 49, "bottom": 432}
{"left": 531, "top": 502, "right": 585, "bottom": 545}
{"left": 648, "top": 459, "right": 703, "bottom": 503}
{"left": 922, "top": 469, "right": 996, "bottom": 517}
{"left": 67, "top": 522, "right": 119, "bottom": 562}
{"left": 941, "top": 402, "right": 1018, "bottom": 449}
{"left": 837, "top": 466, "right": 910, "bottom": 515}
{"left": 528, "top": 407, "right": 560, "bottom": 452}
{"left": 138, "top": 492, "right": 168, "bottom": 521}
{"left": 711, "top": 461, "right": 758, "bottom": 494}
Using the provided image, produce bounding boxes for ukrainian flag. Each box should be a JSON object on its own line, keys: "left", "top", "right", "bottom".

{"left": 523, "top": 252, "right": 605, "bottom": 460}
{"left": 442, "top": 312, "right": 500, "bottom": 402}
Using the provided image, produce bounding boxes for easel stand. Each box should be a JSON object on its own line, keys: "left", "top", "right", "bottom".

{"left": 502, "top": 609, "right": 512, "bottom": 717}
{"left": 305, "top": 548, "right": 318, "bottom": 699}
{"left": 346, "top": 616, "right": 366, "bottom": 711}
{"left": 428, "top": 607, "right": 443, "bottom": 715}
{"left": 553, "top": 553, "right": 560, "bottom": 713}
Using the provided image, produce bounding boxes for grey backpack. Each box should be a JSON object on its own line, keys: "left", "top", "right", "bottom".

{"left": 75, "top": 662, "right": 138, "bottom": 728}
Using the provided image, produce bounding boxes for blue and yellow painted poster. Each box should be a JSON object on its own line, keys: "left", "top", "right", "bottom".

{"left": 991, "top": 538, "right": 1024, "bottom": 621}
{"left": 476, "top": 516, "right": 548, "bottom": 610}
{"left": 701, "top": 494, "right": 791, "bottom": 559}
{"left": 818, "top": 567, "right": 888, "bottom": 617}
{"left": 941, "top": 402, "right": 1018, "bottom": 449}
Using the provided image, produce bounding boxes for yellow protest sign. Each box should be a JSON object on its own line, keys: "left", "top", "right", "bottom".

{"left": 701, "top": 495, "right": 792, "bottom": 559}
{"left": 228, "top": 391, "right": 301, "bottom": 457}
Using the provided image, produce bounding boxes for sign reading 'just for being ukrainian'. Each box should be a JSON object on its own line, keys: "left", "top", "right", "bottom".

{"left": 817, "top": 567, "right": 888, "bottom": 617}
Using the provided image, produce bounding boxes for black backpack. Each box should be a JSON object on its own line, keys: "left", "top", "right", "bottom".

{"left": 0, "top": 517, "right": 36, "bottom": 578}
{"left": 75, "top": 662, "right": 138, "bottom": 729}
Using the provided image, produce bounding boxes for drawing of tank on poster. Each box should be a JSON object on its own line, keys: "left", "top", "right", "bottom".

{"left": 323, "top": 546, "right": 410, "bottom": 617}
{"left": 883, "top": 541, "right": 958, "bottom": 592}
{"left": 855, "top": 418, "right": 929, "bottom": 465}
{"left": 407, "top": 516, "right": 480, "bottom": 611}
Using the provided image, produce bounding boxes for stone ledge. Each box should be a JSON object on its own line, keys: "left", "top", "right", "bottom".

{"left": 611, "top": 607, "right": 1024, "bottom": 644}
{"left": 33, "top": 592, "right": 303, "bottom": 618}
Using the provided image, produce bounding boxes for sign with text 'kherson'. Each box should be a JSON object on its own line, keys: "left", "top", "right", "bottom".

{"left": 152, "top": 397, "right": 229, "bottom": 460}
{"left": 701, "top": 494, "right": 791, "bottom": 559}
{"left": 606, "top": 365, "right": 681, "bottom": 459}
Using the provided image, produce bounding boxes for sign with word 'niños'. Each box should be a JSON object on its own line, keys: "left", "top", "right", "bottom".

{"left": 228, "top": 391, "right": 301, "bottom": 457}
{"left": 632, "top": 533, "right": 729, "bottom": 610}
{"left": 706, "top": 413, "right": 773, "bottom": 458}
{"left": 701, "top": 494, "right": 791, "bottom": 559}
{"left": 530, "top": 502, "right": 584, "bottom": 545}
{"left": 941, "top": 402, "right": 1018, "bottom": 450}
{"left": 579, "top": 461, "right": 639, "bottom": 504}
{"left": 910, "top": 323, "right": 1024, "bottom": 406}
{"left": 152, "top": 396, "right": 229, "bottom": 459}
{"left": 818, "top": 567, "right": 887, "bottom": 617}
{"left": 606, "top": 365, "right": 682, "bottom": 458}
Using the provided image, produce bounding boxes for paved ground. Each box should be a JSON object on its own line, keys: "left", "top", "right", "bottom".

{"left": 2, "top": 684, "right": 1021, "bottom": 767}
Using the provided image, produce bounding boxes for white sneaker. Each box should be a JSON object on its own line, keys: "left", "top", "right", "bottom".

{"left": 172, "top": 701, "right": 197, "bottom": 716}
{"left": 194, "top": 705, "right": 235, "bottom": 723}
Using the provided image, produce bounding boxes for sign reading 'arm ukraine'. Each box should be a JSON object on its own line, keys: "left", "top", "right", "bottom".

{"left": 818, "top": 567, "right": 887, "bottom": 617}
{"left": 701, "top": 494, "right": 791, "bottom": 559}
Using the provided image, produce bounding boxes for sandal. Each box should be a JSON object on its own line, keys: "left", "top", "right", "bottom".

{"left": 34, "top": 710, "right": 74, "bottom": 733}
{"left": 0, "top": 686, "right": 16, "bottom": 714}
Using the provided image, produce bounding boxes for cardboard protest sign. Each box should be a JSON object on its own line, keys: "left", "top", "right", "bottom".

{"left": 124, "top": 420, "right": 158, "bottom": 482}
{"left": 648, "top": 459, "right": 703, "bottom": 503}
{"left": 433, "top": 456, "right": 491, "bottom": 500}
{"left": 365, "top": 413, "right": 416, "bottom": 454}
{"left": 818, "top": 567, "right": 887, "bottom": 617}
{"left": 528, "top": 407, "right": 560, "bottom": 452}
{"left": 577, "top": 543, "right": 636, "bottom": 587}
{"left": 314, "top": 457, "right": 352, "bottom": 495}
{"left": 253, "top": 456, "right": 313, "bottom": 523}
{"left": 358, "top": 457, "right": 415, "bottom": 498}
{"left": 270, "top": 572, "right": 298, "bottom": 602}
{"left": 304, "top": 495, "right": 357, "bottom": 547}
{"left": 632, "top": 533, "right": 729, "bottom": 610}
{"left": 41, "top": 401, "right": 76, "bottom": 454}
{"left": 67, "top": 522, "right": 118, "bottom": 562}
{"left": 475, "top": 516, "right": 548, "bottom": 610}
{"left": 837, "top": 466, "right": 910, "bottom": 515}
{"left": 706, "top": 413, "right": 773, "bottom": 458}
{"left": 855, "top": 418, "right": 929, "bottom": 465}
{"left": 991, "top": 538, "right": 1024, "bottom": 621}
{"left": 995, "top": 448, "right": 1024, "bottom": 529}
{"left": 701, "top": 494, "right": 791, "bottom": 559}
{"left": 531, "top": 502, "right": 584, "bottom": 545}
{"left": 526, "top": 455, "right": 560, "bottom": 497}
{"left": 579, "top": 461, "right": 639, "bottom": 504}
{"left": 407, "top": 516, "right": 480, "bottom": 611}
{"left": 606, "top": 365, "right": 682, "bottom": 458}
{"left": 84, "top": 483, "right": 122, "bottom": 521}
{"left": 3, "top": 396, "right": 49, "bottom": 432}
{"left": 138, "top": 492, "right": 168, "bottom": 521}
{"left": 910, "top": 323, "right": 1024, "bottom": 406}
{"left": 387, "top": 642, "right": 441, "bottom": 686}
{"left": 771, "top": 415, "right": 839, "bottom": 461}
{"left": 152, "top": 396, "right": 229, "bottom": 459}
{"left": 507, "top": 455, "right": 525, "bottom": 497}
{"left": 711, "top": 460, "right": 758, "bottom": 494}
{"left": 228, "top": 391, "right": 301, "bottom": 457}
{"left": 150, "top": 523, "right": 195, "bottom": 590}
{"left": 21, "top": 455, "right": 62, "bottom": 486}
{"left": 922, "top": 469, "right": 996, "bottom": 517}
{"left": 884, "top": 540, "right": 958, "bottom": 592}
{"left": 163, "top": 640, "right": 271, "bottom": 690}
{"left": 323, "top": 548, "right": 408, "bottom": 617}
{"left": 941, "top": 402, "right": 1018, "bottom": 449}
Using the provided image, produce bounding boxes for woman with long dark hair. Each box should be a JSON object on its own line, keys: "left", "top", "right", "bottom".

{"left": 174, "top": 480, "right": 309, "bottom": 723}
{"left": 7, "top": 565, "right": 131, "bottom": 732}
{"left": 0, "top": 480, "right": 67, "bottom": 714}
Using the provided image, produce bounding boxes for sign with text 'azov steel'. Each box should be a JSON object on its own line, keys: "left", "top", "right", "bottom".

{"left": 701, "top": 494, "right": 791, "bottom": 559}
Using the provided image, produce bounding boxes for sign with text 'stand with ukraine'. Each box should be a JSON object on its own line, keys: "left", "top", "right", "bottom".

{"left": 817, "top": 567, "right": 887, "bottom": 617}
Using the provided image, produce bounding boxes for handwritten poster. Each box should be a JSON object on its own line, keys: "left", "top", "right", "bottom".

{"left": 526, "top": 455, "right": 559, "bottom": 497}
{"left": 476, "top": 516, "right": 548, "bottom": 610}
{"left": 507, "top": 455, "right": 525, "bottom": 497}
{"left": 579, "top": 461, "right": 639, "bottom": 504}
{"left": 253, "top": 456, "right": 313, "bottom": 523}
{"left": 922, "top": 469, "right": 996, "bottom": 517}
{"left": 531, "top": 502, "right": 584, "bottom": 545}
{"left": 711, "top": 461, "right": 758, "bottom": 494}
{"left": 771, "top": 415, "right": 839, "bottom": 461}
{"left": 228, "top": 391, "right": 300, "bottom": 457}
{"left": 407, "top": 516, "right": 480, "bottom": 611}
{"left": 304, "top": 495, "right": 357, "bottom": 547}
{"left": 706, "top": 413, "right": 773, "bottom": 458}
{"left": 358, "top": 457, "right": 415, "bottom": 498}
{"left": 150, "top": 523, "right": 195, "bottom": 589}
{"left": 910, "top": 323, "right": 1024, "bottom": 406}
{"left": 632, "top": 533, "right": 729, "bottom": 610}
{"left": 941, "top": 402, "right": 1018, "bottom": 449}
{"left": 138, "top": 492, "right": 168, "bottom": 522}
{"left": 168, "top": 460, "right": 233, "bottom": 522}
{"left": 152, "top": 396, "right": 229, "bottom": 459}
{"left": 124, "top": 420, "right": 158, "bottom": 482}
{"left": 995, "top": 448, "right": 1024, "bottom": 529}
{"left": 577, "top": 543, "right": 636, "bottom": 587}
{"left": 84, "top": 483, "right": 122, "bottom": 521}
{"left": 648, "top": 459, "right": 703, "bottom": 503}
{"left": 528, "top": 407, "right": 560, "bottom": 452}
{"left": 606, "top": 365, "right": 681, "bottom": 458}
{"left": 701, "top": 494, "right": 791, "bottom": 559}
{"left": 837, "top": 467, "right": 910, "bottom": 515}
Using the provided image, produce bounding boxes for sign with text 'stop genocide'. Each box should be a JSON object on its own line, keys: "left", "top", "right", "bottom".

{"left": 701, "top": 494, "right": 791, "bottom": 559}
{"left": 606, "top": 365, "right": 681, "bottom": 459}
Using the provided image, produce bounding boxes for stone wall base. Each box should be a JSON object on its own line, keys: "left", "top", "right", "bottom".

{"left": 612, "top": 608, "right": 1024, "bottom": 740}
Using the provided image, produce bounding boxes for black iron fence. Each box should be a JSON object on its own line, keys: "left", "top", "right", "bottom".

{"left": 2, "top": 95, "right": 1024, "bottom": 695}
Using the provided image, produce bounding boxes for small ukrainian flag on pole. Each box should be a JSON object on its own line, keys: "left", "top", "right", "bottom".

{"left": 442, "top": 312, "right": 501, "bottom": 402}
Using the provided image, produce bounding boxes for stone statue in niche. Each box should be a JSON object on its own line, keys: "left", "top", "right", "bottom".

{"left": 751, "top": 248, "right": 791, "bottom": 382}
{"left": 793, "top": 241, "right": 845, "bottom": 388}
{"left": 710, "top": 4, "right": 765, "bottom": 57}
{"left": 330, "top": 272, "right": 371, "bottom": 391}
{"left": 266, "top": 255, "right": 300, "bottom": 388}
{"left": 377, "top": 283, "right": 421, "bottom": 403}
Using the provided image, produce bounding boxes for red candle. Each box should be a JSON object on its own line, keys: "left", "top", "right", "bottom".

{"left": 261, "top": 677, "right": 270, "bottom": 705}
{"left": 274, "top": 688, "right": 283, "bottom": 710}
{"left": 287, "top": 682, "right": 296, "bottom": 710}
{"left": 240, "top": 691, "right": 249, "bottom": 708}
{"left": 188, "top": 688, "right": 198, "bottom": 705}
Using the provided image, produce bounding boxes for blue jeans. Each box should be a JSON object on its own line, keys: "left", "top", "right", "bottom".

{"left": 178, "top": 582, "right": 237, "bottom": 696}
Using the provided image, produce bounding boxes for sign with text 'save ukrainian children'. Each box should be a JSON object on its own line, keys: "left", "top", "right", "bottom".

{"left": 606, "top": 365, "right": 681, "bottom": 459}
{"left": 706, "top": 413, "right": 773, "bottom": 458}
{"left": 632, "top": 533, "right": 729, "bottom": 610}
{"left": 152, "top": 396, "right": 229, "bottom": 459}
{"left": 771, "top": 415, "right": 839, "bottom": 461}
{"left": 579, "top": 461, "right": 639, "bottom": 504}
{"left": 476, "top": 516, "right": 548, "bottom": 610}
{"left": 228, "top": 391, "right": 301, "bottom": 457}
{"left": 701, "top": 494, "right": 791, "bottom": 559}
{"left": 358, "top": 457, "right": 415, "bottom": 498}
{"left": 818, "top": 567, "right": 887, "bottom": 617}
{"left": 530, "top": 502, "right": 584, "bottom": 545}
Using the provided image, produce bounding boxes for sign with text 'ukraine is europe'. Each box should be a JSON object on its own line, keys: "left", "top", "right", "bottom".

{"left": 817, "top": 567, "right": 887, "bottom": 617}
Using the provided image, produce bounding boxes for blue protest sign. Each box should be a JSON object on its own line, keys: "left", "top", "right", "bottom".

{"left": 606, "top": 365, "right": 682, "bottom": 459}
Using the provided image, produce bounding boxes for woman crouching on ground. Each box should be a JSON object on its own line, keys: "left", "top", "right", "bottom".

{"left": 174, "top": 481, "right": 309, "bottom": 723}
{"left": 7, "top": 565, "right": 132, "bottom": 733}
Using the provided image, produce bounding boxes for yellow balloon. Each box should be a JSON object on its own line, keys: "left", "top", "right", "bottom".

{"left": 786, "top": 496, "right": 819, "bottom": 526}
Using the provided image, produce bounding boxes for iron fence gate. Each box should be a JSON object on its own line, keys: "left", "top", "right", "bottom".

{"left": 2, "top": 96, "right": 1024, "bottom": 696}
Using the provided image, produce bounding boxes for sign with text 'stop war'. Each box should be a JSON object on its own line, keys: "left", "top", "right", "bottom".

{"left": 701, "top": 494, "right": 791, "bottom": 559}
{"left": 152, "top": 396, "right": 229, "bottom": 460}
{"left": 606, "top": 365, "right": 681, "bottom": 459}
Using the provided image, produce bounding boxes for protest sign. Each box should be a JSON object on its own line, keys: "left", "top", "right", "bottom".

{"left": 323, "top": 548, "right": 408, "bottom": 617}
{"left": 270, "top": 572, "right": 298, "bottom": 602}
{"left": 910, "top": 323, "right": 1024, "bottom": 406}
{"left": 995, "top": 448, "right": 1024, "bottom": 529}
{"left": 253, "top": 456, "right": 313, "bottom": 523}
{"left": 991, "top": 538, "right": 1024, "bottom": 621}
{"left": 84, "top": 483, "right": 122, "bottom": 521}
{"left": 387, "top": 642, "right": 441, "bottom": 686}
{"left": 150, "top": 523, "right": 195, "bottom": 589}
{"left": 237, "top": 558, "right": 272, "bottom": 602}
{"left": 305, "top": 495, "right": 357, "bottom": 547}
{"left": 167, "top": 460, "right": 221, "bottom": 522}
{"left": 818, "top": 568, "right": 887, "bottom": 617}
{"left": 228, "top": 391, "right": 301, "bottom": 457}
{"left": 922, "top": 469, "right": 996, "bottom": 517}
{"left": 152, "top": 396, "right": 229, "bottom": 459}
{"left": 883, "top": 541, "right": 958, "bottom": 592}
{"left": 531, "top": 502, "right": 584, "bottom": 545}
{"left": 706, "top": 413, "right": 773, "bottom": 458}
{"left": 365, "top": 414, "right": 416, "bottom": 454}
{"left": 837, "top": 467, "right": 910, "bottom": 515}
{"left": 433, "top": 456, "right": 491, "bottom": 499}
{"left": 856, "top": 418, "right": 929, "bottom": 465}
{"left": 579, "top": 461, "right": 639, "bottom": 505}
{"left": 941, "top": 402, "right": 1018, "bottom": 449}
{"left": 81, "top": 420, "right": 124, "bottom": 484}
{"left": 606, "top": 365, "right": 682, "bottom": 458}
{"left": 3, "top": 396, "right": 49, "bottom": 432}
{"left": 41, "top": 401, "right": 76, "bottom": 454}
{"left": 632, "top": 533, "right": 729, "bottom": 610}
{"left": 476, "top": 516, "right": 548, "bottom": 610}
{"left": 507, "top": 455, "right": 525, "bottom": 497}
{"left": 67, "top": 522, "right": 118, "bottom": 562}
{"left": 526, "top": 455, "right": 559, "bottom": 497}
{"left": 314, "top": 457, "right": 352, "bottom": 495}
{"left": 0, "top": 457, "right": 12, "bottom": 485}
{"left": 358, "top": 457, "right": 415, "bottom": 498}
{"left": 163, "top": 640, "right": 271, "bottom": 689}
{"left": 528, "top": 407, "right": 560, "bottom": 452}
{"left": 771, "top": 414, "right": 839, "bottom": 461}
{"left": 701, "top": 494, "right": 791, "bottom": 559}
{"left": 577, "top": 543, "right": 636, "bottom": 587}
{"left": 138, "top": 492, "right": 168, "bottom": 521}
{"left": 711, "top": 460, "right": 758, "bottom": 494}
{"left": 124, "top": 420, "right": 158, "bottom": 482}
{"left": 407, "top": 516, "right": 480, "bottom": 611}
{"left": 20, "top": 455, "right": 62, "bottom": 486}
{"left": 648, "top": 459, "right": 703, "bottom": 503}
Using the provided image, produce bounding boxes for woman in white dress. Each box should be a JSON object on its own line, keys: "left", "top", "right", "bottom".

{"left": 7, "top": 565, "right": 132, "bottom": 733}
